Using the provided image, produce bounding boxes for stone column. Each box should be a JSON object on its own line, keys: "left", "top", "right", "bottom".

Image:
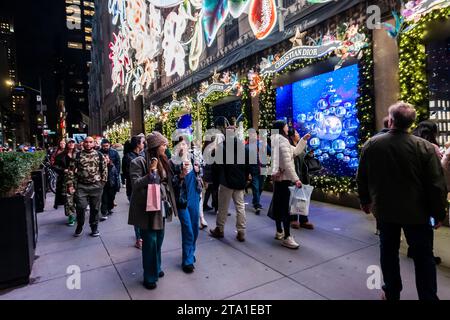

{"left": 129, "top": 95, "right": 144, "bottom": 136}
{"left": 251, "top": 95, "right": 260, "bottom": 129}
{"left": 373, "top": 20, "right": 400, "bottom": 131}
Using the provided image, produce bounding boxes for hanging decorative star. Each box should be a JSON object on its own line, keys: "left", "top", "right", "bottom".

{"left": 290, "top": 27, "right": 307, "bottom": 47}
{"left": 212, "top": 69, "right": 221, "bottom": 83}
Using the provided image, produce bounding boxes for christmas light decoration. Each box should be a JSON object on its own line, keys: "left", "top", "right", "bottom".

{"left": 202, "top": 0, "right": 229, "bottom": 47}
{"left": 104, "top": 120, "right": 132, "bottom": 144}
{"left": 229, "top": 0, "right": 251, "bottom": 18}
{"left": 109, "top": 26, "right": 132, "bottom": 92}
{"left": 108, "top": 0, "right": 126, "bottom": 25}
{"left": 162, "top": 11, "right": 187, "bottom": 77}
{"left": 248, "top": 0, "right": 278, "bottom": 40}
{"left": 399, "top": 6, "right": 450, "bottom": 122}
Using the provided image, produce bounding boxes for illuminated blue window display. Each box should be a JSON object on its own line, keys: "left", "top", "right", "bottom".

{"left": 276, "top": 64, "right": 360, "bottom": 177}
{"left": 177, "top": 114, "right": 192, "bottom": 129}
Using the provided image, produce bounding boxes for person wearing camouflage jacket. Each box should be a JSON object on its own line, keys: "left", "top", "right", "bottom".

{"left": 74, "top": 136, "right": 108, "bottom": 237}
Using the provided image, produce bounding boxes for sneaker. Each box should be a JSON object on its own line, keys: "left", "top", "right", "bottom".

{"left": 291, "top": 221, "right": 300, "bottom": 229}
{"left": 182, "top": 264, "right": 195, "bottom": 273}
{"left": 275, "top": 231, "right": 284, "bottom": 240}
{"left": 282, "top": 236, "right": 300, "bottom": 249}
{"left": 90, "top": 229, "right": 100, "bottom": 237}
{"left": 209, "top": 227, "right": 224, "bottom": 239}
{"left": 254, "top": 207, "right": 261, "bottom": 215}
{"left": 100, "top": 215, "right": 108, "bottom": 221}
{"left": 66, "top": 216, "right": 75, "bottom": 227}
{"left": 159, "top": 271, "right": 165, "bottom": 278}
{"left": 107, "top": 210, "right": 113, "bottom": 215}
{"left": 143, "top": 281, "right": 157, "bottom": 290}
{"left": 236, "top": 231, "right": 245, "bottom": 242}
{"left": 135, "top": 239, "right": 143, "bottom": 249}
{"left": 300, "top": 222, "right": 315, "bottom": 230}
{"left": 74, "top": 225, "right": 83, "bottom": 237}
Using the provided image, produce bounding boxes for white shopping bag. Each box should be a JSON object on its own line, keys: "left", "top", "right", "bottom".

{"left": 289, "top": 185, "right": 314, "bottom": 216}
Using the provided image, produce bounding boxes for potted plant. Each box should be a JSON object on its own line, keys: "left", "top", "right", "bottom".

{"left": 0, "top": 151, "right": 45, "bottom": 289}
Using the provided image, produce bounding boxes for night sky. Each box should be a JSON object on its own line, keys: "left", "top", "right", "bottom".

{"left": 1, "top": 0, "right": 66, "bottom": 133}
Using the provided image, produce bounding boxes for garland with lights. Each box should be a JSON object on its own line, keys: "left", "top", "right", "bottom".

{"left": 259, "top": 31, "right": 375, "bottom": 194}
{"left": 162, "top": 106, "right": 184, "bottom": 147}
{"left": 103, "top": 120, "right": 132, "bottom": 144}
{"left": 399, "top": 7, "right": 450, "bottom": 122}
{"left": 144, "top": 112, "right": 160, "bottom": 133}
{"left": 198, "top": 82, "right": 251, "bottom": 130}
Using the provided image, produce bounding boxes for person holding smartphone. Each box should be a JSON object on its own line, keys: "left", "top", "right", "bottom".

{"left": 268, "top": 120, "right": 310, "bottom": 249}
{"left": 170, "top": 137, "right": 202, "bottom": 273}
{"left": 128, "top": 132, "right": 178, "bottom": 290}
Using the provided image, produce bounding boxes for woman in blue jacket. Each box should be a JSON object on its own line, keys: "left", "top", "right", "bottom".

{"left": 171, "top": 138, "right": 202, "bottom": 273}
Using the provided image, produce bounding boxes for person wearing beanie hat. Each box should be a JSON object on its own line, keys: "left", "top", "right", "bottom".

{"left": 99, "top": 138, "right": 121, "bottom": 219}
{"left": 128, "top": 131, "right": 177, "bottom": 290}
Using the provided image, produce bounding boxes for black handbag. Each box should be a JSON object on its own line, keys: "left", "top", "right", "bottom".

{"left": 305, "top": 156, "right": 322, "bottom": 173}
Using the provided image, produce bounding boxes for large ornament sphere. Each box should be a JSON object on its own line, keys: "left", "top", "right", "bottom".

{"left": 316, "top": 116, "right": 343, "bottom": 141}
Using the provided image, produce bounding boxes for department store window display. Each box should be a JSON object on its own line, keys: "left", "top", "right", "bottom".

{"left": 276, "top": 64, "right": 360, "bottom": 177}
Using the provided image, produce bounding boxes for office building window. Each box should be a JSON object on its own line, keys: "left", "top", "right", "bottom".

{"left": 224, "top": 19, "right": 239, "bottom": 46}
{"left": 83, "top": 9, "right": 95, "bottom": 16}
{"left": 68, "top": 42, "right": 83, "bottom": 49}
{"left": 283, "top": 0, "right": 296, "bottom": 8}
{"left": 66, "top": 0, "right": 81, "bottom": 4}
{"left": 83, "top": 1, "right": 95, "bottom": 8}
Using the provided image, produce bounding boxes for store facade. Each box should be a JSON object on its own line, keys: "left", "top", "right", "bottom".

{"left": 100, "top": 0, "right": 450, "bottom": 208}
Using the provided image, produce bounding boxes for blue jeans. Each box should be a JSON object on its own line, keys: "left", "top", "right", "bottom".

{"left": 141, "top": 229, "right": 164, "bottom": 283}
{"left": 379, "top": 221, "right": 438, "bottom": 300}
{"left": 178, "top": 203, "right": 200, "bottom": 267}
{"left": 250, "top": 170, "right": 264, "bottom": 208}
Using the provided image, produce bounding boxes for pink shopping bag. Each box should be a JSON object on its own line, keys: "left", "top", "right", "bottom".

{"left": 146, "top": 183, "right": 161, "bottom": 212}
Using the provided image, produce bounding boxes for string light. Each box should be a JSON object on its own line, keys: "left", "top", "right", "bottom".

{"left": 399, "top": 7, "right": 450, "bottom": 123}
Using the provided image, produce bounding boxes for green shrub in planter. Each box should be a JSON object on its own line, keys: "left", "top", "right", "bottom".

{"left": 0, "top": 151, "right": 46, "bottom": 197}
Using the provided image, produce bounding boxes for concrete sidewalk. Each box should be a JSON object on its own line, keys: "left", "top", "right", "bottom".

{"left": 1, "top": 189, "right": 450, "bottom": 300}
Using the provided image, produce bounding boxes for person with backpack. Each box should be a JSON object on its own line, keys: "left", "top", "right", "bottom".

{"left": 73, "top": 136, "right": 108, "bottom": 237}
{"left": 100, "top": 139, "right": 121, "bottom": 214}
{"left": 100, "top": 155, "right": 121, "bottom": 221}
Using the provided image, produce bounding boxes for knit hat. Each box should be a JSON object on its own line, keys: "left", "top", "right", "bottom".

{"left": 146, "top": 131, "right": 168, "bottom": 149}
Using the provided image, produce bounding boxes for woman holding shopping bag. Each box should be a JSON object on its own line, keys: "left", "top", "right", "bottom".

{"left": 170, "top": 137, "right": 203, "bottom": 273}
{"left": 268, "top": 120, "right": 310, "bottom": 249}
{"left": 128, "top": 132, "right": 178, "bottom": 290}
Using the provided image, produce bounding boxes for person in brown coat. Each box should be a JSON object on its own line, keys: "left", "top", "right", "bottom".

{"left": 128, "top": 132, "right": 178, "bottom": 290}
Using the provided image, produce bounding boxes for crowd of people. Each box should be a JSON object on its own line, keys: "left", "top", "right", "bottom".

{"left": 42, "top": 101, "right": 449, "bottom": 300}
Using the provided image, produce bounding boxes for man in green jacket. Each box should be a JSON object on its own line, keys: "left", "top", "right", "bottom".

{"left": 357, "top": 102, "right": 447, "bottom": 300}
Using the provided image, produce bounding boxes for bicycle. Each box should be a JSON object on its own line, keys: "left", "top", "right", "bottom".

{"left": 43, "top": 155, "right": 57, "bottom": 194}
